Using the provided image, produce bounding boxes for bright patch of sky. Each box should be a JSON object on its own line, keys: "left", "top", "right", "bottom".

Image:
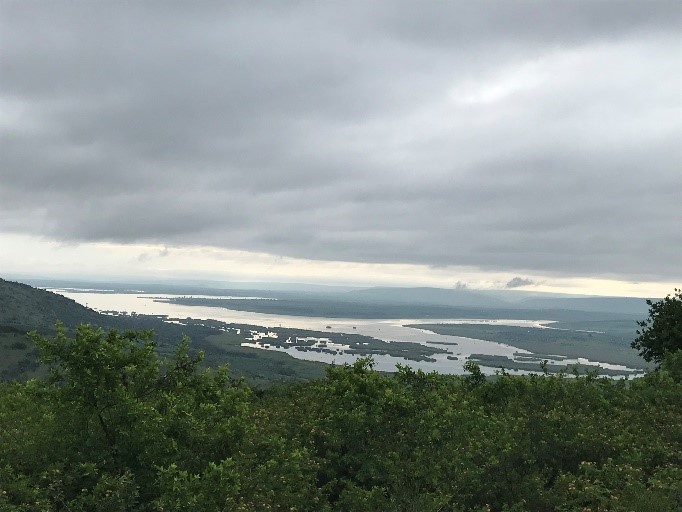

{"left": 1, "top": 233, "right": 674, "bottom": 297}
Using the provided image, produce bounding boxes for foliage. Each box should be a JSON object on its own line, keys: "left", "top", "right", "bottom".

{"left": 631, "top": 288, "right": 682, "bottom": 365}
{"left": 1, "top": 325, "right": 254, "bottom": 511}
{"left": 1, "top": 325, "right": 681, "bottom": 511}
{"left": 0, "top": 278, "right": 328, "bottom": 385}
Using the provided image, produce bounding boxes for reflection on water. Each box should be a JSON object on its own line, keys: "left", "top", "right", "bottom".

{"left": 49, "top": 289, "right": 640, "bottom": 376}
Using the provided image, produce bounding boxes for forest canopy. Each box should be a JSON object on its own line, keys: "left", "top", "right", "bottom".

{"left": 1, "top": 323, "right": 680, "bottom": 511}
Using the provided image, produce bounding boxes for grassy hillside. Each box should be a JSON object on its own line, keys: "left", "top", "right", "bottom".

{"left": 0, "top": 279, "right": 103, "bottom": 332}
{"left": 0, "top": 279, "right": 325, "bottom": 385}
{"left": 0, "top": 279, "right": 103, "bottom": 380}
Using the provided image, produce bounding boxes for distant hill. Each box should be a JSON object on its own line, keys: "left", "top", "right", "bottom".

{"left": 13, "top": 277, "right": 361, "bottom": 295}
{"left": 346, "top": 287, "right": 509, "bottom": 308}
{"left": 345, "top": 286, "right": 652, "bottom": 316}
{"left": 519, "top": 296, "right": 651, "bottom": 316}
{"left": 11, "top": 277, "right": 657, "bottom": 317}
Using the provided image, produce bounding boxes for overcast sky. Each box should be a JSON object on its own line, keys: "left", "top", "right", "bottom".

{"left": 1, "top": 1, "right": 681, "bottom": 295}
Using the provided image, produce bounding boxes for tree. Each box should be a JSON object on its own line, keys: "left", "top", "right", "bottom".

{"left": 2, "top": 324, "right": 254, "bottom": 510}
{"left": 631, "top": 288, "right": 682, "bottom": 365}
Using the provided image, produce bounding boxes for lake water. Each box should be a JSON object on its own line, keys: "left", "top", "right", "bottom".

{"left": 50, "top": 289, "right": 638, "bottom": 376}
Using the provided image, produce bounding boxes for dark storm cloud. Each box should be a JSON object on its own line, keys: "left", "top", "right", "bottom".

{"left": 1, "top": 1, "right": 681, "bottom": 281}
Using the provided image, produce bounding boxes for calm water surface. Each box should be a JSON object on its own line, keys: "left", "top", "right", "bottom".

{"left": 50, "top": 290, "right": 637, "bottom": 375}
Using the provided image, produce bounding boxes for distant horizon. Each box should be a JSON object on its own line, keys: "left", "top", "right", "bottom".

{"left": 4, "top": 272, "right": 668, "bottom": 300}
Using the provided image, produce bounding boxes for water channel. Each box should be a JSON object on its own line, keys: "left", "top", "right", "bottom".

{"left": 50, "top": 289, "right": 639, "bottom": 376}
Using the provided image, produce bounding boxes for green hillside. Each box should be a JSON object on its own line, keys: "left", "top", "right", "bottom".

{"left": 0, "top": 279, "right": 326, "bottom": 385}
{"left": 0, "top": 278, "right": 103, "bottom": 332}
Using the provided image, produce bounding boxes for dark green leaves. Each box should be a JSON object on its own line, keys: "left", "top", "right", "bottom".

{"left": 631, "top": 288, "right": 682, "bottom": 365}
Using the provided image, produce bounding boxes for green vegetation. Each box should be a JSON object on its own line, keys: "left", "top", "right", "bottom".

{"left": 0, "top": 327, "right": 42, "bottom": 381}
{"left": 0, "top": 279, "right": 104, "bottom": 332}
{"left": 0, "top": 279, "right": 103, "bottom": 381}
{"left": 631, "top": 288, "right": 682, "bottom": 366}
{"left": 409, "top": 322, "right": 650, "bottom": 370}
{"left": 0, "top": 279, "right": 329, "bottom": 385}
{"left": 1, "top": 325, "right": 681, "bottom": 511}
{"left": 0, "top": 315, "right": 329, "bottom": 387}
{"left": 0, "top": 279, "right": 442, "bottom": 384}
{"left": 1, "top": 281, "right": 682, "bottom": 509}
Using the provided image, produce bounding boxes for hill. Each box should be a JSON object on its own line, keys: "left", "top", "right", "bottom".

{"left": 519, "top": 296, "right": 652, "bottom": 315}
{"left": 0, "top": 279, "right": 326, "bottom": 385}
{"left": 0, "top": 278, "right": 107, "bottom": 380}
{"left": 346, "top": 286, "right": 509, "bottom": 308}
{"left": 0, "top": 278, "right": 103, "bottom": 332}
{"left": 347, "top": 286, "right": 653, "bottom": 316}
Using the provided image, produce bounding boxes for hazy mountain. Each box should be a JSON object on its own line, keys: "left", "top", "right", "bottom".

{"left": 519, "top": 296, "right": 652, "bottom": 316}
{"left": 6, "top": 276, "right": 654, "bottom": 318}
{"left": 341, "top": 286, "right": 654, "bottom": 316}
{"left": 346, "top": 286, "right": 510, "bottom": 308}
{"left": 13, "top": 276, "right": 361, "bottom": 295}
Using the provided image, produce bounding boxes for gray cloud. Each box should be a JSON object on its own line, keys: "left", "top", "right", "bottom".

{"left": 506, "top": 277, "right": 536, "bottom": 289}
{"left": 1, "top": 1, "right": 681, "bottom": 282}
{"left": 136, "top": 246, "right": 170, "bottom": 263}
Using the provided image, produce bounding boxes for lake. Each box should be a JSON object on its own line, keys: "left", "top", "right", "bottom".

{"left": 49, "top": 289, "right": 639, "bottom": 376}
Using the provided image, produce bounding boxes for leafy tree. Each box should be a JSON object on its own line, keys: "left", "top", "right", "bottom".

{"left": 2, "top": 324, "right": 681, "bottom": 510}
{"left": 0, "top": 324, "right": 256, "bottom": 511}
{"left": 631, "top": 288, "right": 682, "bottom": 365}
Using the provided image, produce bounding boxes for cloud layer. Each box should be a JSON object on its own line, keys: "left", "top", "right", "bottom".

{"left": 1, "top": 1, "right": 680, "bottom": 282}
